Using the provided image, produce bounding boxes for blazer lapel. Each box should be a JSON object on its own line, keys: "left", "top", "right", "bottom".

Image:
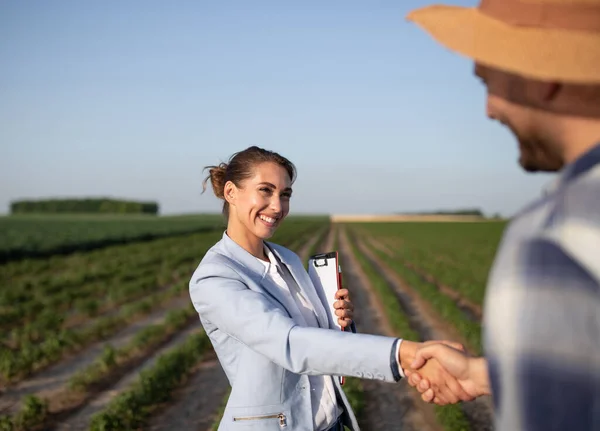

{"left": 270, "top": 246, "right": 330, "bottom": 329}
{"left": 221, "top": 232, "right": 293, "bottom": 319}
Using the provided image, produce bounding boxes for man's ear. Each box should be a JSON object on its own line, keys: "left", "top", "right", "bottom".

{"left": 223, "top": 181, "right": 237, "bottom": 206}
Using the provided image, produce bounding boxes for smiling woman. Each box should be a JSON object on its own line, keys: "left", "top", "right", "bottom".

{"left": 192, "top": 146, "right": 469, "bottom": 431}
{"left": 202, "top": 146, "right": 296, "bottom": 259}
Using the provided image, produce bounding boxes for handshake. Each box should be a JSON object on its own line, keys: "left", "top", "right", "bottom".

{"left": 398, "top": 340, "right": 491, "bottom": 405}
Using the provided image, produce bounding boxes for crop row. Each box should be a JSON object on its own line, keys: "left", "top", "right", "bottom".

{"left": 1, "top": 216, "right": 324, "bottom": 331}
{"left": 352, "top": 222, "right": 504, "bottom": 306}
{"left": 0, "top": 217, "right": 328, "bottom": 430}
{"left": 1, "top": 279, "right": 189, "bottom": 384}
{"left": 0, "top": 231, "right": 223, "bottom": 383}
{"left": 0, "top": 229, "right": 224, "bottom": 335}
{"left": 0, "top": 213, "right": 228, "bottom": 264}
{"left": 352, "top": 224, "right": 487, "bottom": 352}
{"left": 88, "top": 330, "right": 212, "bottom": 430}
{"left": 0, "top": 307, "right": 197, "bottom": 431}
{"left": 330, "top": 227, "right": 365, "bottom": 420}
{"left": 1, "top": 218, "right": 326, "bottom": 383}
{"left": 345, "top": 229, "right": 472, "bottom": 431}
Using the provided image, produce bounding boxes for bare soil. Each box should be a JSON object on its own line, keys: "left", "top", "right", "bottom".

{"left": 0, "top": 295, "right": 190, "bottom": 415}
{"left": 62, "top": 280, "right": 178, "bottom": 332}
{"left": 310, "top": 224, "right": 335, "bottom": 257}
{"left": 368, "top": 238, "right": 483, "bottom": 322}
{"left": 53, "top": 325, "right": 204, "bottom": 431}
{"left": 297, "top": 229, "right": 325, "bottom": 262}
{"left": 338, "top": 228, "right": 442, "bottom": 431}
{"left": 146, "top": 354, "right": 229, "bottom": 431}
{"left": 353, "top": 233, "right": 494, "bottom": 431}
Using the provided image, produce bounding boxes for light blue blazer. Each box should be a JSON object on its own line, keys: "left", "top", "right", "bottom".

{"left": 189, "top": 232, "right": 401, "bottom": 431}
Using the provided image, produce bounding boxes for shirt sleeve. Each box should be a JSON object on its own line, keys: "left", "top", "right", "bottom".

{"left": 390, "top": 338, "right": 405, "bottom": 381}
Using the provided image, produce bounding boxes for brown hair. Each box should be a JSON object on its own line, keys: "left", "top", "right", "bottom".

{"left": 202, "top": 146, "right": 297, "bottom": 218}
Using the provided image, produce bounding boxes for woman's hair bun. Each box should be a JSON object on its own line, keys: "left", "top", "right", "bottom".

{"left": 202, "top": 162, "right": 228, "bottom": 199}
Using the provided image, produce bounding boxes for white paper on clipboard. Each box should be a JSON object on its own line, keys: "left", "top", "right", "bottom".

{"left": 308, "top": 251, "right": 353, "bottom": 385}
{"left": 307, "top": 251, "right": 342, "bottom": 331}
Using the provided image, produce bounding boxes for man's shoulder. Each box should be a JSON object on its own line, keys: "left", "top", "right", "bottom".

{"left": 528, "top": 165, "right": 600, "bottom": 283}
{"left": 558, "top": 163, "right": 600, "bottom": 218}
{"left": 548, "top": 165, "right": 600, "bottom": 237}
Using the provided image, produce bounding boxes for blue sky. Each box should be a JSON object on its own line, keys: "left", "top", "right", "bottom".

{"left": 1, "top": 0, "right": 555, "bottom": 217}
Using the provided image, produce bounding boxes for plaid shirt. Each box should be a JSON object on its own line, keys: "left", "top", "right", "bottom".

{"left": 483, "top": 143, "right": 600, "bottom": 431}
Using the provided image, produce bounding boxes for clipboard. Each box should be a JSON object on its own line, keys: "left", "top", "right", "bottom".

{"left": 308, "top": 251, "right": 356, "bottom": 385}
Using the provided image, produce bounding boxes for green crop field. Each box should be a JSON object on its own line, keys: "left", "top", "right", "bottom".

{"left": 0, "top": 215, "right": 506, "bottom": 431}
{"left": 0, "top": 213, "right": 228, "bottom": 263}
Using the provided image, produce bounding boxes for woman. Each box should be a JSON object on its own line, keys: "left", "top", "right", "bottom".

{"left": 188, "top": 146, "right": 456, "bottom": 431}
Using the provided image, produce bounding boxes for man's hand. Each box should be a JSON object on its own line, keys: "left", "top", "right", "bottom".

{"left": 405, "top": 343, "right": 491, "bottom": 404}
{"left": 333, "top": 288, "right": 354, "bottom": 328}
{"left": 399, "top": 340, "right": 473, "bottom": 405}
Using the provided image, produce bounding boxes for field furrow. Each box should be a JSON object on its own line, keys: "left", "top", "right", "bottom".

{"left": 54, "top": 325, "right": 204, "bottom": 431}
{"left": 338, "top": 227, "right": 441, "bottom": 431}
{"left": 348, "top": 230, "right": 494, "bottom": 431}
{"left": 147, "top": 355, "right": 229, "bottom": 431}
{"left": 0, "top": 295, "right": 191, "bottom": 413}
{"left": 369, "top": 237, "right": 483, "bottom": 321}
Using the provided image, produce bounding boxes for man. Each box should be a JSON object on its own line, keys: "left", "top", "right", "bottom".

{"left": 402, "top": 0, "right": 600, "bottom": 430}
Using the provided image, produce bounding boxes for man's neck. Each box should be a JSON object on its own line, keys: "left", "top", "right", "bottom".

{"left": 553, "top": 117, "right": 600, "bottom": 165}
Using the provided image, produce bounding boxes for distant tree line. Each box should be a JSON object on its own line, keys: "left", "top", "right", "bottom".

{"left": 10, "top": 198, "right": 159, "bottom": 215}
{"left": 397, "top": 208, "right": 485, "bottom": 217}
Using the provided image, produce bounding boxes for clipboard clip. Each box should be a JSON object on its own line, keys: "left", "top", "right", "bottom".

{"left": 313, "top": 258, "right": 328, "bottom": 267}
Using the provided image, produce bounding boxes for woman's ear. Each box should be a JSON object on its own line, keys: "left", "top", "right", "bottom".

{"left": 223, "top": 180, "right": 237, "bottom": 206}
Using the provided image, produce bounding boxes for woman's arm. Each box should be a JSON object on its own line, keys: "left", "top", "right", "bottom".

{"left": 190, "top": 262, "right": 400, "bottom": 382}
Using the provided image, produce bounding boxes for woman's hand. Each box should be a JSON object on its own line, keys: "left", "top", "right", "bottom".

{"left": 333, "top": 288, "right": 354, "bottom": 328}
{"left": 404, "top": 343, "right": 490, "bottom": 404}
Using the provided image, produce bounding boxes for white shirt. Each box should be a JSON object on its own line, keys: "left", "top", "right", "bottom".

{"left": 258, "top": 246, "right": 341, "bottom": 431}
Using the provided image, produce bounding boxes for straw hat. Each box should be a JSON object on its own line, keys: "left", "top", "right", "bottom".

{"left": 406, "top": 0, "right": 600, "bottom": 83}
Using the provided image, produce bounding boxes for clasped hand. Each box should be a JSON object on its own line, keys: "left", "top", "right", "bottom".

{"left": 401, "top": 341, "right": 490, "bottom": 405}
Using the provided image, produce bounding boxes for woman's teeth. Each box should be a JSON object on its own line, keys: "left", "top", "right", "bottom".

{"left": 259, "top": 215, "right": 276, "bottom": 224}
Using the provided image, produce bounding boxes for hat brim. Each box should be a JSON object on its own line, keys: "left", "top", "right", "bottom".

{"left": 406, "top": 5, "right": 600, "bottom": 84}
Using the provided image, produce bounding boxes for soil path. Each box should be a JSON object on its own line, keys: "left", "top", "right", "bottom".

{"left": 146, "top": 354, "right": 229, "bottom": 431}
{"left": 0, "top": 295, "right": 190, "bottom": 415}
{"left": 338, "top": 227, "right": 441, "bottom": 431}
{"left": 297, "top": 229, "right": 325, "bottom": 262}
{"left": 370, "top": 236, "right": 483, "bottom": 321}
{"left": 354, "top": 233, "right": 494, "bottom": 431}
{"left": 319, "top": 225, "right": 335, "bottom": 255}
{"left": 62, "top": 280, "right": 179, "bottom": 332}
{"left": 53, "top": 325, "right": 203, "bottom": 431}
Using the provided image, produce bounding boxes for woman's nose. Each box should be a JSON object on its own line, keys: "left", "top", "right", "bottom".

{"left": 270, "top": 197, "right": 282, "bottom": 213}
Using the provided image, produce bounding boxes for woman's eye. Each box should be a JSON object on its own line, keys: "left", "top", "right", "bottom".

{"left": 260, "top": 188, "right": 272, "bottom": 194}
